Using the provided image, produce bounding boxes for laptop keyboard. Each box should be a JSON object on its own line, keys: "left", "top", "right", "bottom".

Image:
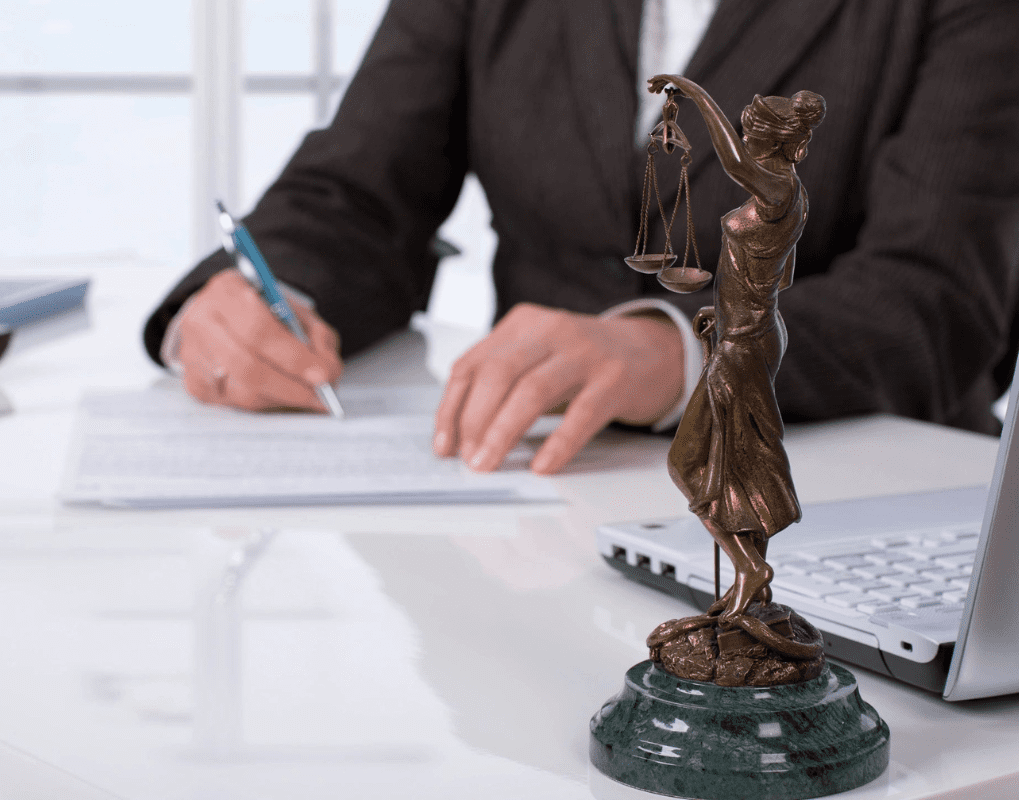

{"left": 769, "top": 525, "right": 980, "bottom": 616}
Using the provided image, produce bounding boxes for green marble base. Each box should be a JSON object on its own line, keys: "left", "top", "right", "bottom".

{"left": 590, "top": 661, "right": 889, "bottom": 799}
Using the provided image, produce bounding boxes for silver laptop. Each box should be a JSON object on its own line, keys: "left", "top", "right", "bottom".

{"left": 597, "top": 362, "right": 1019, "bottom": 701}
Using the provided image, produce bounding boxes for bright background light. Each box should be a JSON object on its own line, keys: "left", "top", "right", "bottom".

{"left": 0, "top": 0, "right": 495, "bottom": 330}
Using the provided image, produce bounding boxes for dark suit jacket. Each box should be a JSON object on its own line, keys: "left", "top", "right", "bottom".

{"left": 145, "top": 0, "right": 1019, "bottom": 435}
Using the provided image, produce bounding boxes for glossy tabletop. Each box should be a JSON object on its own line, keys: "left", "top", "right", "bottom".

{"left": 0, "top": 262, "right": 1017, "bottom": 800}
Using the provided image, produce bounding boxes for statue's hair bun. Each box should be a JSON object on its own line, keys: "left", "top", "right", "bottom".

{"left": 792, "top": 91, "right": 826, "bottom": 129}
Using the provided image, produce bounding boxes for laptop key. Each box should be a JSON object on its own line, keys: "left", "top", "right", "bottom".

{"left": 882, "top": 573, "right": 930, "bottom": 587}
{"left": 911, "top": 580, "right": 953, "bottom": 596}
{"left": 893, "top": 559, "right": 937, "bottom": 574}
{"left": 902, "top": 543, "right": 978, "bottom": 560}
{"left": 943, "top": 527, "right": 980, "bottom": 541}
{"left": 870, "top": 535, "right": 916, "bottom": 548}
{"left": 940, "top": 528, "right": 978, "bottom": 543}
{"left": 813, "top": 570, "right": 858, "bottom": 584}
{"left": 851, "top": 564, "right": 900, "bottom": 579}
{"left": 771, "top": 559, "right": 817, "bottom": 574}
{"left": 770, "top": 577, "right": 852, "bottom": 599}
{"left": 826, "top": 592, "right": 874, "bottom": 609}
{"left": 936, "top": 554, "right": 977, "bottom": 569}
{"left": 865, "top": 551, "right": 916, "bottom": 565}
{"left": 856, "top": 600, "right": 902, "bottom": 615}
{"left": 914, "top": 566, "right": 954, "bottom": 581}
{"left": 901, "top": 596, "right": 944, "bottom": 609}
{"left": 869, "top": 588, "right": 921, "bottom": 603}
{"left": 822, "top": 555, "right": 874, "bottom": 570}
{"left": 837, "top": 578, "right": 892, "bottom": 592}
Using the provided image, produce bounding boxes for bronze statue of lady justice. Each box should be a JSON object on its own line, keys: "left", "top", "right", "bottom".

{"left": 633, "top": 75, "right": 828, "bottom": 678}
{"left": 590, "top": 77, "right": 887, "bottom": 799}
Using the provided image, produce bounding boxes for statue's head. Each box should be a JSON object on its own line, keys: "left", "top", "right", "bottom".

{"left": 741, "top": 91, "right": 826, "bottom": 163}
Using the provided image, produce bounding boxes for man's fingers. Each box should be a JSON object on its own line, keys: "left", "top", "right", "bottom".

{"left": 529, "top": 380, "right": 619, "bottom": 474}
{"left": 432, "top": 303, "right": 688, "bottom": 474}
{"left": 466, "top": 355, "right": 584, "bottom": 472}
{"left": 226, "top": 282, "right": 333, "bottom": 385}
{"left": 435, "top": 356, "right": 523, "bottom": 461}
{"left": 182, "top": 350, "right": 323, "bottom": 412}
{"left": 181, "top": 309, "right": 324, "bottom": 411}
{"left": 178, "top": 270, "right": 343, "bottom": 412}
{"left": 291, "top": 298, "right": 343, "bottom": 379}
{"left": 453, "top": 361, "right": 532, "bottom": 461}
{"left": 307, "top": 318, "right": 341, "bottom": 364}
{"left": 433, "top": 371, "right": 472, "bottom": 457}
{"left": 178, "top": 278, "right": 325, "bottom": 411}
{"left": 434, "top": 320, "right": 551, "bottom": 460}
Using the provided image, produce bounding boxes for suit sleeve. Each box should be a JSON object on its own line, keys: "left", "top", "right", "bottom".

{"left": 778, "top": 0, "right": 1019, "bottom": 432}
{"left": 144, "top": 0, "right": 471, "bottom": 364}
{"left": 667, "top": 0, "right": 1019, "bottom": 434}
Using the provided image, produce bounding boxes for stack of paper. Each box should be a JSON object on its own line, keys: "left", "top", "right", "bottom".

{"left": 60, "top": 386, "right": 558, "bottom": 508}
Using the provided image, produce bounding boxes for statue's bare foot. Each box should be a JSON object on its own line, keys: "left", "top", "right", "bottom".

{"left": 706, "top": 587, "right": 734, "bottom": 616}
{"left": 721, "top": 564, "right": 774, "bottom": 625}
{"left": 708, "top": 582, "right": 769, "bottom": 617}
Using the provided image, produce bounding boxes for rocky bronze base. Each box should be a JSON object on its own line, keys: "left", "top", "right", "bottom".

{"left": 649, "top": 602, "right": 825, "bottom": 687}
{"left": 590, "top": 661, "right": 889, "bottom": 799}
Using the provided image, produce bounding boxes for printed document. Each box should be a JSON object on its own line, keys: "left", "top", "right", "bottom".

{"left": 60, "top": 385, "right": 559, "bottom": 508}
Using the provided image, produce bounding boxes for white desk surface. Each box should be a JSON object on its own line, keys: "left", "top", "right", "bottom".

{"left": 0, "top": 262, "right": 1016, "bottom": 800}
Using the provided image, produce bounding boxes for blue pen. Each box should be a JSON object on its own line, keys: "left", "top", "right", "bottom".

{"left": 215, "top": 201, "right": 344, "bottom": 418}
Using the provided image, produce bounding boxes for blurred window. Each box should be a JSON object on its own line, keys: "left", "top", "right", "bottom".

{"left": 0, "top": 0, "right": 386, "bottom": 266}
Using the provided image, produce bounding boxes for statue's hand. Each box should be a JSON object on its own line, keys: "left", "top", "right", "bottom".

{"left": 692, "top": 307, "right": 716, "bottom": 342}
{"left": 648, "top": 74, "right": 700, "bottom": 99}
{"left": 647, "top": 75, "right": 673, "bottom": 95}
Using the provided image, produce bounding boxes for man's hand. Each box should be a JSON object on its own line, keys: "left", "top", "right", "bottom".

{"left": 175, "top": 269, "right": 343, "bottom": 411}
{"left": 432, "top": 303, "right": 686, "bottom": 474}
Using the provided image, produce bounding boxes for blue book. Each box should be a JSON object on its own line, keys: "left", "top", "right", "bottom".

{"left": 0, "top": 277, "right": 90, "bottom": 329}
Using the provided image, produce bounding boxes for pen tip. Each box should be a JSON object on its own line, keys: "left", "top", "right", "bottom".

{"left": 215, "top": 199, "right": 226, "bottom": 213}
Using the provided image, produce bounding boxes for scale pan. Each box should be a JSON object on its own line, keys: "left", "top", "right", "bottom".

{"left": 624, "top": 254, "right": 678, "bottom": 274}
{"left": 658, "top": 267, "right": 713, "bottom": 293}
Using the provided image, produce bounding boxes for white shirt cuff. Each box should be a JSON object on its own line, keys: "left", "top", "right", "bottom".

{"left": 600, "top": 297, "right": 702, "bottom": 431}
{"left": 159, "top": 295, "right": 193, "bottom": 376}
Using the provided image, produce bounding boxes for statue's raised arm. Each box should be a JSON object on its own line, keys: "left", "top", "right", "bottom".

{"left": 648, "top": 75, "right": 823, "bottom": 213}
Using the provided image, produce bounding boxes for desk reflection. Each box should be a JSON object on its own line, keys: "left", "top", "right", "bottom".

{"left": 0, "top": 523, "right": 597, "bottom": 798}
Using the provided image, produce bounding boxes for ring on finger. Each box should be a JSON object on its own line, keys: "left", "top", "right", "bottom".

{"left": 211, "top": 366, "right": 228, "bottom": 396}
